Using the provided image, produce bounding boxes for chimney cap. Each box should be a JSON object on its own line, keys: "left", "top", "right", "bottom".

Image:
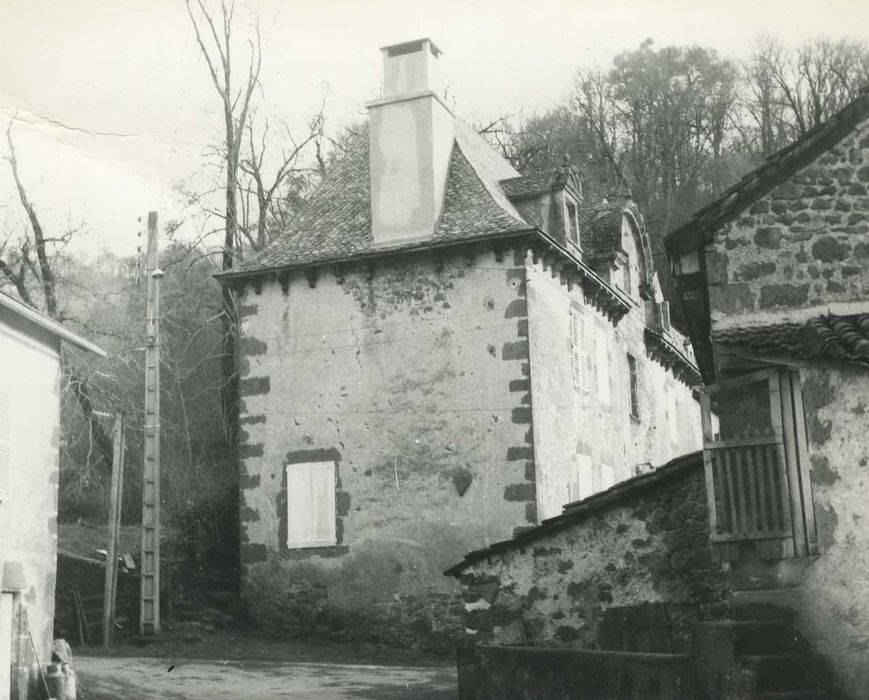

{"left": 380, "top": 38, "right": 441, "bottom": 59}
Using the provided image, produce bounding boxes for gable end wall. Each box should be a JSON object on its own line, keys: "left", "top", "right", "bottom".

{"left": 706, "top": 115, "right": 869, "bottom": 324}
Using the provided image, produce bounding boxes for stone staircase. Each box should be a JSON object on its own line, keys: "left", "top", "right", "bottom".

{"left": 727, "top": 560, "right": 843, "bottom": 700}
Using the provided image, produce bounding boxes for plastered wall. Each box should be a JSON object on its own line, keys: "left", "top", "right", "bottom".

{"left": 525, "top": 258, "right": 702, "bottom": 521}
{"left": 793, "top": 363, "right": 869, "bottom": 699}
{"left": 0, "top": 322, "right": 61, "bottom": 699}
{"left": 237, "top": 247, "right": 534, "bottom": 648}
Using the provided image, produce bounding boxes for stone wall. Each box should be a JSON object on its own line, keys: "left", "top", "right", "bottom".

{"left": 792, "top": 361, "right": 869, "bottom": 699}
{"left": 458, "top": 645, "right": 699, "bottom": 700}
{"left": 705, "top": 114, "right": 869, "bottom": 324}
{"left": 455, "top": 455, "right": 729, "bottom": 653}
{"left": 237, "top": 246, "right": 534, "bottom": 650}
{"left": 0, "top": 321, "right": 62, "bottom": 700}
{"left": 526, "top": 256, "right": 702, "bottom": 521}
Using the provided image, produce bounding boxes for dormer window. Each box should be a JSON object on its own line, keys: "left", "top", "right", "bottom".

{"left": 566, "top": 200, "right": 579, "bottom": 247}
{"left": 622, "top": 256, "right": 632, "bottom": 297}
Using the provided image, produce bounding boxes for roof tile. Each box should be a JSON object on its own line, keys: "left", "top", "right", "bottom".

{"left": 231, "top": 120, "right": 528, "bottom": 276}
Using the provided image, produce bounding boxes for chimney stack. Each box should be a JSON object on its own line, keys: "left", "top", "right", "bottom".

{"left": 367, "top": 39, "right": 454, "bottom": 245}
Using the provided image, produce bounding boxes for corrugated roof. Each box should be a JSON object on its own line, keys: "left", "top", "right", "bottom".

{"left": 227, "top": 119, "right": 528, "bottom": 277}
{"left": 713, "top": 314, "right": 869, "bottom": 363}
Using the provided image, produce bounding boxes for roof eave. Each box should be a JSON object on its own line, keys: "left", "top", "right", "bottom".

{"left": 0, "top": 294, "right": 107, "bottom": 357}
{"left": 214, "top": 227, "right": 540, "bottom": 284}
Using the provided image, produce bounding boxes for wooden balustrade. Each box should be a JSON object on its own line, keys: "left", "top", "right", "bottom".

{"left": 705, "top": 436, "right": 793, "bottom": 543}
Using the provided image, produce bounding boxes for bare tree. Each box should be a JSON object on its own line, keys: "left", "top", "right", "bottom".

{"left": 1, "top": 118, "right": 115, "bottom": 476}
{"left": 742, "top": 36, "right": 869, "bottom": 156}
{"left": 238, "top": 110, "right": 324, "bottom": 251}
{"left": 185, "top": 0, "right": 261, "bottom": 443}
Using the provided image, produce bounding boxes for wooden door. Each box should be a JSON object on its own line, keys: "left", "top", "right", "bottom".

{"left": 700, "top": 368, "right": 818, "bottom": 561}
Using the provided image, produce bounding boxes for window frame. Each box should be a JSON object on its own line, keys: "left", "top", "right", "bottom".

{"left": 570, "top": 307, "right": 590, "bottom": 393}
{"left": 627, "top": 353, "right": 640, "bottom": 419}
{"left": 566, "top": 200, "right": 579, "bottom": 246}
{"left": 285, "top": 460, "right": 337, "bottom": 549}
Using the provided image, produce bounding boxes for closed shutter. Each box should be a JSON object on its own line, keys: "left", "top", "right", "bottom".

{"left": 570, "top": 308, "right": 589, "bottom": 392}
{"left": 286, "top": 461, "right": 336, "bottom": 548}
{"left": 0, "top": 383, "right": 10, "bottom": 501}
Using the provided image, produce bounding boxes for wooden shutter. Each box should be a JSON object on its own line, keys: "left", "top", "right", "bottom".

{"left": 0, "top": 384, "right": 10, "bottom": 501}
{"left": 570, "top": 308, "right": 589, "bottom": 392}
{"left": 286, "top": 461, "right": 336, "bottom": 548}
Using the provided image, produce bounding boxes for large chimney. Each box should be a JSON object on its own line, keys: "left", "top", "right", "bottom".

{"left": 367, "top": 38, "right": 454, "bottom": 244}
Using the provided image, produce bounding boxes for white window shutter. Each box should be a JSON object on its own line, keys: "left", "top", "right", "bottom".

{"left": 0, "top": 385, "right": 10, "bottom": 501}
{"left": 570, "top": 308, "right": 590, "bottom": 392}
{"left": 286, "top": 461, "right": 336, "bottom": 548}
{"left": 310, "top": 462, "right": 337, "bottom": 545}
{"left": 570, "top": 309, "right": 581, "bottom": 389}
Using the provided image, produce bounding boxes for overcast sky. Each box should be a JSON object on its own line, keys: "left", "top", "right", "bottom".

{"left": 2, "top": 0, "right": 869, "bottom": 258}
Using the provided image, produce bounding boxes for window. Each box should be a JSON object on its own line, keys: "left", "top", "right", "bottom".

{"left": 595, "top": 326, "right": 610, "bottom": 405}
{"left": 566, "top": 201, "right": 579, "bottom": 245}
{"left": 285, "top": 461, "right": 336, "bottom": 548}
{"left": 622, "top": 258, "right": 632, "bottom": 297}
{"left": 0, "top": 383, "right": 10, "bottom": 501}
{"left": 627, "top": 354, "right": 640, "bottom": 419}
{"left": 570, "top": 308, "right": 589, "bottom": 392}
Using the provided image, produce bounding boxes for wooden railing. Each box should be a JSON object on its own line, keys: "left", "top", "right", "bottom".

{"left": 704, "top": 436, "right": 793, "bottom": 542}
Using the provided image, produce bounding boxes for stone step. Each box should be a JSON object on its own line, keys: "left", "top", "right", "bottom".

{"left": 733, "top": 588, "right": 798, "bottom": 621}
{"left": 731, "top": 621, "right": 808, "bottom": 656}
{"left": 751, "top": 690, "right": 833, "bottom": 700}
{"left": 740, "top": 654, "right": 833, "bottom": 692}
{"left": 731, "top": 557, "right": 814, "bottom": 592}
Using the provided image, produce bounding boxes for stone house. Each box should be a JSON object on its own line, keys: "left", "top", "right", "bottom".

{"left": 0, "top": 291, "right": 105, "bottom": 700}
{"left": 444, "top": 89, "right": 869, "bottom": 700}
{"left": 216, "top": 39, "right": 701, "bottom": 647}
{"left": 665, "top": 87, "right": 869, "bottom": 698}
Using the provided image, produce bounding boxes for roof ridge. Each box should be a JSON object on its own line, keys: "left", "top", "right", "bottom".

{"left": 667, "top": 89, "right": 869, "bottom": 251}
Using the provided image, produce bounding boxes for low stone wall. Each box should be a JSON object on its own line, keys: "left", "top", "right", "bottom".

{"left": 449, "top": 453, "right": 730, "bottom": 653}
{"left": 457, "top": 645, "right": 700, "bottom": 700}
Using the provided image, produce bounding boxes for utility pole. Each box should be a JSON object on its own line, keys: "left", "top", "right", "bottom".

{"left": 140, "top": 211, "right": 163, "bottom": 637}
{"left": 103, "top": 413, "right": 125, "bottom": 647}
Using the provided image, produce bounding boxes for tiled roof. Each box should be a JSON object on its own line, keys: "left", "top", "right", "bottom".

{"left": 667, "top": 88, "right": 869, "bottom": 254}
{"left": 445, "top": 451, "right": 703, "bottom": 577}
{"left": 226, "top": 120, "right": 528, "bottom": 277}
{"left": 500, "top": 172, "right": 554, "bottom": 198}
{"left": 582, "top": 202, "right": 624, "bottom": 257}
{"left": 713, "top": 314, "right": 869, "bottom": 363}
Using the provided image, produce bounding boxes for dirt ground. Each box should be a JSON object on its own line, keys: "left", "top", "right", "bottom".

{"left": 73, "top": 631, "right": 458, "bottom": 699}
{"left": 76, "top": 656, "right": 457, "bottom": 699}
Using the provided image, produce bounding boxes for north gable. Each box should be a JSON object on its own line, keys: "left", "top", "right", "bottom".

{"left": 705, "top": 114, "right": 869, "bottom": 326}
